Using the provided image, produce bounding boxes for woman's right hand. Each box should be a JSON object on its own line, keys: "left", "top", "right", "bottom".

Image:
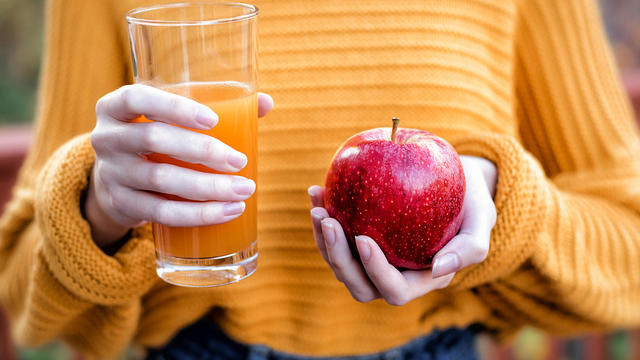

{"left": 85, "top": 84, "right": 273, "bottom": 250}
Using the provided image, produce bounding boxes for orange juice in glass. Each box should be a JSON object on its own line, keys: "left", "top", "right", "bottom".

{"left": 127, "top": 3, "right": 259, "bottom": 287}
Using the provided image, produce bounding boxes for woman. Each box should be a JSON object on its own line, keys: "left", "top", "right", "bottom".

{"left": 1, "top": 0, "right": 639, "bottom": 359}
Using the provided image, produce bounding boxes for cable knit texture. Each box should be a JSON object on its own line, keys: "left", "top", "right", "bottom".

{"left": 1, "top": 0, "right": 640, "bottom": 358}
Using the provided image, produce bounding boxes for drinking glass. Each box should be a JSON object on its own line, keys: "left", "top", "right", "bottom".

{"left": 126, "top": 2, "right": 259, "bottom": 287}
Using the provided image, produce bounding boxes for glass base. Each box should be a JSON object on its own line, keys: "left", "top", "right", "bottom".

{"left": 156, "top": 241, "right": 257, "bottom": 287}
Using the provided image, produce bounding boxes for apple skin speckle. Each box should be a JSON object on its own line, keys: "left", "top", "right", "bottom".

{"left": 324, "top": 126, "right": 465, "bottom": 270}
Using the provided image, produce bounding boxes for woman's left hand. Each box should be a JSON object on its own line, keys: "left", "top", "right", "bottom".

{"left": 308, "top": 155, "right": 497, "bottom": 306}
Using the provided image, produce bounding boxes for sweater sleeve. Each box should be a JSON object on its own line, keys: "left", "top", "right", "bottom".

{"left": 0, "top": 0, "right": 158, "bottom": 357}
{"left": 448, "top": 0, "right": 640, "bottom": 334}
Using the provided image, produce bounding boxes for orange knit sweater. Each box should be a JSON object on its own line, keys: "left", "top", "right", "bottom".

{"left": 1, "top": 0, "right": 640, "bottom": 358}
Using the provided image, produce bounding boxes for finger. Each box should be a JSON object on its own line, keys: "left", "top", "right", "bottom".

{"left": 308, "top": 185, "right": 325, "bottom": 208}
{"left": 109, "top": 155, "right": 255, "bottom": 201}
{"left": 403, "top": 270, "right": 456, "bottom": 293}
{"left": 355, "top": 235, "right": 413, "bottom": 306}
{"left": 430, "top": 228, "right": 489, "bottom": 279}
{"left": 96, "top": 84, "right": 218, "bottom": 129}
{"left": 95, "top": 120, "right": 248, "bottom": 173}
{"left": 109, "top": 186, "right": 245, "bottom": 227}
{"left": 258, "top": 92, "right": 274, "bottom": 118}
{"left": 431, "top": 175, "right": 495, "bottom": 279}
{"left": 322, "top": 219, "right": 380, "bottom": 303}
{"left": 310, "top": 207, "right": 330, "bottom": 263}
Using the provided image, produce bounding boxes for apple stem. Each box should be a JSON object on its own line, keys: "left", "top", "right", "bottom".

{"left": 391, "top": 117, "right": 400, "bottom": 143}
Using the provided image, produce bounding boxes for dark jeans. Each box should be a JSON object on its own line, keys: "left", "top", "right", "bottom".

{"left": 146, "top": 317, "right": 481, "bottom": 360}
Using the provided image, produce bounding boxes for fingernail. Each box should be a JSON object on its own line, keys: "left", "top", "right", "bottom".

{"left": 321, "top": 219, "right": 335, "bottom": 247}
{"left": 432, "top": 252, "right": 460, "bottom": 279}
{"left": 310, "top": 208, "right": 325, "bottom": 220}
{"left": 307, "top": 186, "right": 317, "bottom": 197}
{"left": 227, "top": 152, "right": 248, "bottom": 170}
{"left": 355, "top": 236, "right": 371, "bottom": 261}
{"left": 232, "top": 178, "right": 255, "bottom": 196}
{"left": 223, "top": 202, "right": 245, "bottom": 216}
{"left": 195, "top": 107, "right": 218, "bottom": 128}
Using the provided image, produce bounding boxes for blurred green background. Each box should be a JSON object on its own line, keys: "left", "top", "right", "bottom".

{"left": 0, "top": 0, "right": 43, "bottom": 125}
{"left": 0, "top": 0, "right": 639, "bottom": 359}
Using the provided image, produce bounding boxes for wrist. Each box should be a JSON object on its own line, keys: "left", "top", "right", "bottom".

{"left": 83, "top": 169, "right": 131, "bottom": 251}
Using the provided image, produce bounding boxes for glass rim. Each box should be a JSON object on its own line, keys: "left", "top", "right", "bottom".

{"left": 126, "top": 2, "right": 258, "bottom": 27}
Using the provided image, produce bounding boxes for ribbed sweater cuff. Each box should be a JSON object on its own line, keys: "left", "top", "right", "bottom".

{"left": 447, "top": 132, "right": 550, "bottom": 289}
{"left": 35, "top": 134, "right": 158, "bottom": 305}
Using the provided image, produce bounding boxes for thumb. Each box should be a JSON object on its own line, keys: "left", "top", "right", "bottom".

{"left": 258, "top": 92, "right": 274, "bottom": 117}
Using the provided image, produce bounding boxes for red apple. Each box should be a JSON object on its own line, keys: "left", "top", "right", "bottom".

{"left": 324, "top": 118, "right": 465, "bottom": 270}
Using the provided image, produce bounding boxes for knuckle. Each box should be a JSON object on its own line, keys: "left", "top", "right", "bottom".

{"left": 468, "top": 240, "right": 490, "bottom": 264}
{"left": 95, "top": 161, "right": 115, "bottom": 183}
{"left": 187, "top": 103, "right": 200, "bottom": 124}
{"left": 90, "top": 130, "right": 107, "bottom": 152}
{"left": 168, "top": 95, "right": 181, "bottom": 113}
{"left": 192, "top": 174, "right": 224, "bottom": 201}
{"left": 147, "top": 164, "right": 168, "bottom": 190}
{"left": 199, "top": 204, "right": 217, "bottom": 225}
{"left": 109, "top": 188, "right": 128, "bottom": 213}
{"left": 171, "top": 96, "right": 196, "bottom": 122}
{"left": 113, "top": 123, "right": 131, "bottom": 149}
{"left": 90, "top": 123, "right": 121, "bottom": 154}
{"left": 208, "top": 175, "right": 222, "bottom": 197}
{"left": 95, "top": 96, "right": 108, "bottom": 114}
{"left": 204, "top": 139, "right": 222, "bottom": 162}
{"left": 152, "top": 201, "right": 172, "bottom": 224}
{"left": 386, "top": 293, "right": 409, "bottom": 307}
{"left": 93, "top": 164, "right": 115, "bottom": 196}
{"left": 92, "top": 160, "right": 104, "bottom": 179}
{"left": 330, "top": 260, "right": 347, "bottom": 275}
{"left": 142, "top": 122, "right": 164, "bottom": 150}
{"left": 188, "top": 175, "right": 208, "bottom": 200}
{"left": 119, "top": 85, "right": 139, "bottom": 112}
